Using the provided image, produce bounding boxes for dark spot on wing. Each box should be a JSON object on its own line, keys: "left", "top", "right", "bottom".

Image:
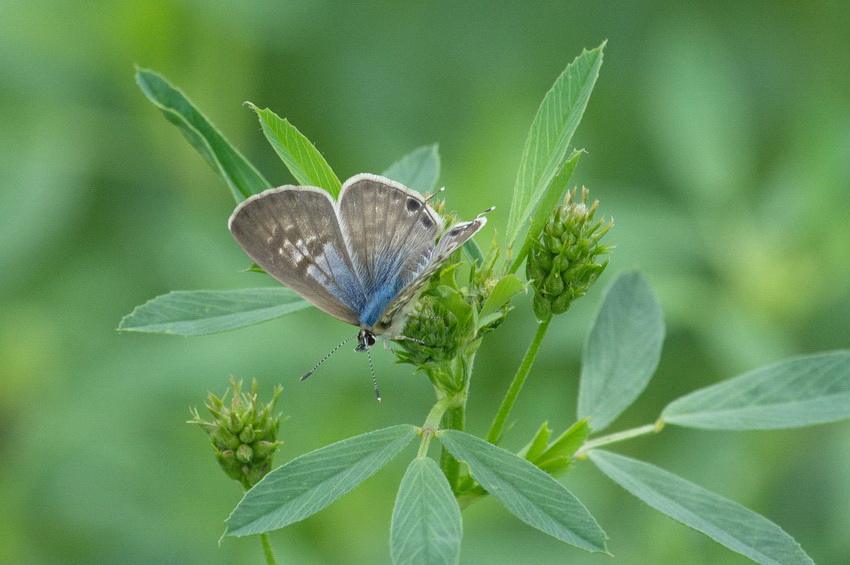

{"left": 420, "top": 215, "right": 434, "bottom": 229}
{"left": 447, "top": 224, "right": 465, "bottom": 237}
{"left": 406, "top": 198, "right": 422, "bottom": 214}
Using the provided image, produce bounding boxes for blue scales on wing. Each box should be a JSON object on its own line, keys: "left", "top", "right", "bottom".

{"left": 337, "top": 174, "right": 444, "bottom": 328}
{"left": 228, "top": 185, "right": 364, "bottom": 326}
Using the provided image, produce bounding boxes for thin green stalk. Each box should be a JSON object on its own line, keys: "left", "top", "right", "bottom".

{"left": 242, "top": 486, "right": 277, "bottom": 564}
{"left": 486, "top": 315, "right": 552, "bottom": 444}
{"left": 508, "top": 237, "right": 533, "bottom": 275}
{"left": 260, "top": 532, "right": 277, "bottom": 565}
{"left": 417, "top": 395, "right": 455, "bottom": 457}
{"left": 574, "top": 419, "right": 665, "bottom": 458}
{"left": 423, "top": 395, "right": 455, "bottom": 431}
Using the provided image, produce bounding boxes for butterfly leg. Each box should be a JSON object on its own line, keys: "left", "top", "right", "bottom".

{"left": 409, "top": 313, "right": 442, "bottom": 321}
{"left": 391, "top": 335, "right": 426, "bottom": 348}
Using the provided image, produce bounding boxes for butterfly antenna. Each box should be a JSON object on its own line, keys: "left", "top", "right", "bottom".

{"left": 301, "top": 334, "right": 356, "bottom": 380}
{"left": 424, "top": 186, "right": 446, "bottom": 203}
{"left": 367, "top": 348, "right": 381, "bottom": 402}
{"left": 477, "top": 206, "right": 495, "bottom": 217}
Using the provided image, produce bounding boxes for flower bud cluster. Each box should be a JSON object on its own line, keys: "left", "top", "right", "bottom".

{"left": 395, "top": 292, "right": 462, "bottom": 367}
{"left": 526, "top": 187, "right": 612, "bottom": 320}
{"left": 189, "top": 377, "right": 283, "bottom": 490}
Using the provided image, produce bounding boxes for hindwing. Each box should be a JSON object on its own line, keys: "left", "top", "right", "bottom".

{"left": 372, "top": 214, "right": 489, "bottom": 336}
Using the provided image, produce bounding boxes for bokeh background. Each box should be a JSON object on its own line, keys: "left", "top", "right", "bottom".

{"left": 2, "top": 2, "right": 849, "bottom": 564}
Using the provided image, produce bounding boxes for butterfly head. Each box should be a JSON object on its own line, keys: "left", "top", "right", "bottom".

{"left": 355, "top": 329, "right": 377, "bottom": 352}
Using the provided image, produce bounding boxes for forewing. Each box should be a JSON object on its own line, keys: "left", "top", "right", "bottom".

{"left": 338, "top": 174, "right": 443, "bottom": 293}
{"left": 374, "top": 215, "right": 489, "bottom": 335}
{"left": 228, "top": 186, "right": 363, "bottom": 325}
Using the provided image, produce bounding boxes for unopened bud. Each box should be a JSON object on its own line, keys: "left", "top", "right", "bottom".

{"left": 527, "top": 187, "right": 613, "bottom": 321}
{"left": 188, "top": 377, "right": 284, "bottom": 489}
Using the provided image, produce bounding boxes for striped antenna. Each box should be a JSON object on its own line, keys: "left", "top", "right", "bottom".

{"left": 424, "top": 186, "right": 446, "bottom": 203}
{"left": 366, "top": 348, "right": 381, "bottom": 402}
{"left": 301, "top": 334, "right": 356, "bottom": 380}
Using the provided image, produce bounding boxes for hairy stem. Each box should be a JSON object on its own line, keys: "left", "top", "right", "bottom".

{"left": 486, "top": 316, "right": 552, "bottom": 444}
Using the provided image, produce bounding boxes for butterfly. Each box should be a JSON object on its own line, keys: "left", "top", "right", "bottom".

{"left": 228, "top": 173, "right": 491, "bottom": 398}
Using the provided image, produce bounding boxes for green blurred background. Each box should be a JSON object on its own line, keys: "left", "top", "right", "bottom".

{"left": 2, "top": 1, "right": 848, "bottom": 564}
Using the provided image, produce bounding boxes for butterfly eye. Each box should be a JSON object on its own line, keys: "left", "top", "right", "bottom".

{"left": 405, "top": 198, "right": 422, "bottom": 213}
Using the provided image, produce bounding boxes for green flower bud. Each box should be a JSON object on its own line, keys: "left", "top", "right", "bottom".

{"left": 239, "top": 426, "right": 256, "bottom": 444}
{"left": 252, "top": 440, "right": 278, "bottom": 459}
{"left": 188, "top": 377, "right": 284, "bottom": 490}
{"left": 551, "top": 290, "right": 575, "bottom": 315}
{"left": 526, "top": 187, "right": 613, "bottom": 321}
{"left": 236, "top": 443, "right": 254, "bottom": 463}
{"left": 217, "top": 428, "right": 242, "bottom": 450}
{"left": 228, "top": 412, "right": 243, "bottom": 434}
{"left": 532, "top": 292, "right": 552, "bottom": 321}
{"left": 544, "top": 269, "right": 565, "bottom": 296}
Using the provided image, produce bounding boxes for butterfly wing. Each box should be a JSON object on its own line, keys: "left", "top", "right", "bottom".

{"left": 433, "top": 215, "right": 490, "bottom": 260}
{"left": 373, "top": 214, "right": 489, "bottom": 336}
{"left": 337, "top": 174, "right": 444, "bottom": 327}
{"left": 228, "top": 186, "right": 363, "bottom": 325}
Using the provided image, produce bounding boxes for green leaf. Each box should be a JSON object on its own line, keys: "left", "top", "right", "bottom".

{"left": 519, "top": 420, "right": 589, "bottom": 477}
{"left": 505, "top": 42, "right": 605, "bottom": 250}
{"left": 589, "top": 450, "right": 814, "bottom": 565}
{"left": 537, "top": 419, "right": 590, "bottom": 466}
{"left": 225, "top": 424, "right": 417, "bottom": 537}
{"left": 508, "top": 150, "right": 581, "bottom": 274}
{"left": 438, "top": 430, "right": 607, "bottom": 553}
{"left": 577, "top": 270, "right": 665, "bottom": 432}
{"left": 662, "top": 351, "right": 850, "bottom": 430}
{"left": 117, "top": 288, "right": 311, "bottom": 336}
{"left": 476, "top": 274, "right": 525, "bottom": 330}
{"left": 517, "top": 421, "right": 552, "bottom": 461}
{"left": 382, "top": 144, "right": 441, "bottom": 193}
{"left": 247, "top": 103, "right": 342, "bottom": 197}
{"left": 461, "top": 239, "right": 485, "bottom": 266}
{"left": 135, "top": 68, "right": 270, "bottom": 202}
{"left": 391, "top": 457, "right": 462, "bottom": 565}
{"left": 536, "top": 456, "right": 572, "bottom": 476}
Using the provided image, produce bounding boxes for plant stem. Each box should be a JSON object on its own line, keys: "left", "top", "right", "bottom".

{"left": 260, "top": 532, "right": 277, "bottom": 565}
{"left": 508, "top": 237, "right": 533, "bottom": 275}
{"left": 423, "top": 394, "right": 455, "bottom": 431}
{"left": 417, "top": 395, "right": 455, "bottom": 457}
{"left": 574, "top": 419, "right": 665, "bottom": 458}
{"left": 486, "top": 315, "right": 552, "bottom": 444}
{"left": 438, "top": 351, "right": 476, "bottom": 491}
{"left": 440, "top": 401, "right": 464, "bottom": 489}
